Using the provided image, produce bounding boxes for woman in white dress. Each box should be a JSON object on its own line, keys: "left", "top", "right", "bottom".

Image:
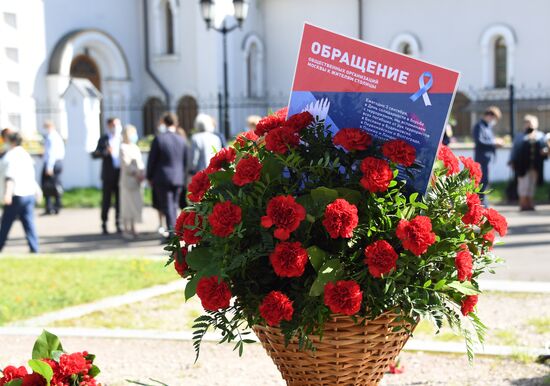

{"left": 119, "top": 125, "right": 144, "bottom": 238}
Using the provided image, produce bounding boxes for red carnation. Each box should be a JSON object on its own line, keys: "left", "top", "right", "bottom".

{"left": 255, "top": 108, "right": 287, "bottom": 136}
{"left": 208, "top": 201, "right": 242, "bottom": 237}
{"left": 207, "top": 147, "right": 236, "bottom": 173}
{"left": 461, "top": 295, "right": 478, "bottom": 316}
{"left": 196, "top": 276, "right": 232, "bottom": 311}
{"left": 265, "top": 126, "right": 300, "bottom": 154}
{"left": 175, "top": 210, "right": 203, "bottom": 245}
{"left": 382, "top": 139, "right": 416, "bottom": 167}
{"left": 259, "top": 291, "right": 294, "bottom": 326}
{"left": 333, "top": 128, "right": 372, "bottom": 151}
{"left": 0, "top": 366, "right": 28, "bottom": 385}
{"left": 261, "top": 195, "right": 306, "bottom": 240}
{"left": 484, "top": 208, "right": 508, "bottom": 237}
{"left": 437, "top": 145, "right": 460, "bottom": 175}
{"left": 462, "top": 193, "right": 484, "bottom": 225}
{"left": 360, "top": 157, "right": 394, "bottom": 193}
{"left": 483, "top": 230, "right": 495, "bottom": 250}
{"left": 322, "top": 199, "right": 359, "bottom": 239}
{"left": 232, "top": 156, "right": 262, "bottom": 186}
{"left": 173, "top": 248, "right": 188, "bottom": 277}
{"left": 285, "top": 111, "right": 313, "bottom": 132}
{"left": 364, "top": 240, "right": 399, "bottom": 278}
{"left": 459, "top": 156, "right": 482, "bottom": 186}
{"left": 235, "top": 130, "right": 259, "bottom": 147}
{"left": 269, "top": 241, "right": 309, "bottom": 277}
{"left": 324, "top": 280, "right": 363, "bottom": 316}
{"left": 396, "top": 215, "right": 436, "bottom": 256}
{"left": 20, "top": 373, "right": 46, "bottom": 386}
{"left": 455, "top": 244, "right": 473, "bottom": 282}
{"left": 188, "top": 170, "right": 211, "bottom": 202}
{"left": 59, "top": 352, "right": 89, "bottom": 376}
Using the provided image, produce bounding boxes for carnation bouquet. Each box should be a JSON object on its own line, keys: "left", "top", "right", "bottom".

{"left": 0, "top": 330, "right": 100, "bottom": 386}
{"left": 167, "top": 109, "right": 506, "bottom": 361}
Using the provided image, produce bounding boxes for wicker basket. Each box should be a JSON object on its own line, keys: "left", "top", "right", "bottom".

{"left": 253, "top": 313, "right": 415, "bottom": 386}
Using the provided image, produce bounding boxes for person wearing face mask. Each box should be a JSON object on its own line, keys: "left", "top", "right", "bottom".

{"left": 40, "top": 120, "right": 65, "bottom": 215}
{"left": 147, "top": 112, "right": 188, "bottom": 241}
{"left": 119, "top": 124, "right": 145, "bottom": 239}
{"left": 472, "top": 106, "right": 504, "bottom": 206}
{"left": 92, "top": 117, "right": 123, "bottom": 234}
{"left": 509, "top": 115, "right": 545, "bottom": 211}
{"left": 0, "top": 132, "right": 40, "bottom": 253}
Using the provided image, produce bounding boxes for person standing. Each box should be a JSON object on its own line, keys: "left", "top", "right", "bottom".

{"left": 147, "top": 113, "right": 187, "bottom": 240}
{"left": 510, "top": 115, "right": 545, "bottom": 211}
{"left": 119, "top": 125, "right": 145, "bottom": 238}
{"left": 41, "top": 121, "right": 65, "bottom": 215}
{"left": 0, "top": 132, "right": 40, "bottom": 253}
{"left": 92, "top": 117, "right": 122, "bottom": 234}
{"left": 472, "top": 106, "right": 504, "bottom": 206}
{"left": 188, "top": 113, "right": 225, "bottom": 176}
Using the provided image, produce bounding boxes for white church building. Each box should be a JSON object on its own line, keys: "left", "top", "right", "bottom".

{"left": 0, "top": 0, "right": 549, "bottom": 186}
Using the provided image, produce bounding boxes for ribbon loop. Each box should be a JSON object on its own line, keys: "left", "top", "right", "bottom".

{"left": 410, "top": 72, "right": 433, "bottom": 106}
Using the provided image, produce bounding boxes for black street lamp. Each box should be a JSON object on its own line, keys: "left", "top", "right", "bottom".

{"left": 200, "top": 0, "right": 249, "bottom": 140}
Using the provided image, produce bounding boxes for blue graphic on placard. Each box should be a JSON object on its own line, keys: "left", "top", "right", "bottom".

{"left": 288, "top": 90, "right": 453, "bottom": 194}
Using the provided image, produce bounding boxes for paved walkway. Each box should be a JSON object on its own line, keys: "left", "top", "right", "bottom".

{"left": 1, "top": 205, "right": 549, "bottom": 281}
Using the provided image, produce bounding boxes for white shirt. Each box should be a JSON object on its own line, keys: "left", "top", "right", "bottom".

{"left": 2, "top": 146, "right": 38, "bottom": 197}
{"left": 43, "top": 130, "right": 65, "bottom": 172}
{"left": 108, "top": 132, "right": 121, "bottom": 169}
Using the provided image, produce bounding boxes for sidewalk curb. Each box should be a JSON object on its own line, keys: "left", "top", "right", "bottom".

{"left": 479, "top": 279, "right": 550, "bottom": 293}
{"left": 0, "top": 327, "right": 545, "bottom": 358}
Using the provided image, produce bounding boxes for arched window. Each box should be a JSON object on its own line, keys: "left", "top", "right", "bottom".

{"left": 399, "top": 43, "right": 412, "bottom": 56}
{"left": 177, "top": 95, "right": 199, "bottom": 135}
{"left": 165, "top": 1, "right": 174, "bottom": 55}
{"left": 480, "top": 24, "right": 516, "bottom": 89}
{"left": 152, "top": 0, "right": 179, "bottom": 56}
{"left": 494, "top": 37, "right": 507, "bottom": 88}
{"left": 243, "top": 35, "right": 264, "bottom": 99}
{"left": 142, "top": 97, "right": 166, "bottom": 136}
{"left": 389, "top": 33, "right": 421, "bottom": 57}
{"left": 70, "top": 55, "right": 101, "bottom": 91}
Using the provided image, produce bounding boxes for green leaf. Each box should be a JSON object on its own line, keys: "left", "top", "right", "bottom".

{"left": 28, "top": 359, "right": 53, "bottom": 386}
{"left": 208, "top": 170, "right": 234, "bottom": 186}
{"left": 446, "top": 281, "right": 481, "bottom": 295}
{"left": 433, "top": 279, "right": 446, "bottom": 291}
{"left": 335, "top": 188, "right": 362, "bottom": 204}
{"left": 88, "top": 365, "right": 101, "bottom": 378}
{"left": 5, "top": 380, "right": 23, "bottom": 386}
{"left": 186, "top": 248, "right": 213, "bottom": 271}
{"left": 50, "top": 350, "right": 63, "bottom": 362}
{"left": 32, "top": 330, "right": 63, "bottom": 360}
{"left": 262, "top": 156, "right": 284, "bottom": 180}
{"left": 310, "top": 187, "right": 339, "bottom": 207}
{"left": 423, "top": 279, "right": 432, "bottom": 288}
{"left": 185, "top": 275, "right": 201, "bottom": 300}
{"left": 307, "top": 246, "right": 328, "bottom": 272}
{"left": 296, "top": 194, "right": 317, "bottom": 216}
{"left": 309, "top": 259, "right": 343, "bottom": 296}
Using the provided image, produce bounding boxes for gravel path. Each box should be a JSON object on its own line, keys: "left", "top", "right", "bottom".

{"left": 0, "top": 335, "right": 548, "bottom": 386}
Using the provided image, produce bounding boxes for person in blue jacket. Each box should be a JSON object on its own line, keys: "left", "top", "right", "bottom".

{"left": 472, "top": 106, "right": 504, "bottom": 206}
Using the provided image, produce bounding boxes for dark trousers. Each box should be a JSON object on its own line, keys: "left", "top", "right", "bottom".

{"left": 476, "top": 157, "right": 490, "bottom": 206}
{"left": 101, "top": 170, "right": 120, "bottom": 229}
{"left": 156, "top": 185, "right": 182, "bottom": 235}
{"left": 41, "top": 161, "right": 63, "bottom": 213}
{"left": 0, "top": 195, "right": 39, "bottom": 253}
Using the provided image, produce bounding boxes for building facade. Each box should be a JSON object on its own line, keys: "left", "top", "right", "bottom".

{"left": 0, "top": 0, "right": 549, "bottom": 175}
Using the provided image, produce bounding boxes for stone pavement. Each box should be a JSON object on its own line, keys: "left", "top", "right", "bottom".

{"left": 1, "top": 204, "right": 549, "bottom": 281}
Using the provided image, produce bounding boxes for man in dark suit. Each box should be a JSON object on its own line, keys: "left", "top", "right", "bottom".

{"left": 92, "top": 117, "right": 122, "bottom": 234}
{"left": 472, "top": 106, "right": 504, "bottom": 206}
{"left": 147, "top": 112, "right": 187, "bottom": 240}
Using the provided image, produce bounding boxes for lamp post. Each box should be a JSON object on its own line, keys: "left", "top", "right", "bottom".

{"left": 200, "top": 0, "right": 249, "bottom": 140}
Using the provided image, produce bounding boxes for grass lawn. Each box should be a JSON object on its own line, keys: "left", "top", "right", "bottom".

{"left": 0, "top": 256, "right": 174, "bottom": 325}
{"left": 41, "top": 187, "right": 153, "bottom": 208}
